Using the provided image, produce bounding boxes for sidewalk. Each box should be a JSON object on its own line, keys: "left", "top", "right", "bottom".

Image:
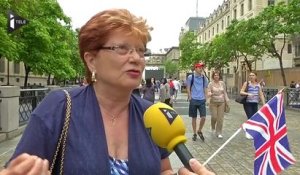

{"left": 170, "top": 93, "right": 300, "bottom": 174}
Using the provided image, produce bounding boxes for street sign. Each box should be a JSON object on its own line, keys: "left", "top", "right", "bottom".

{"left": 7, "top": 10, "right": 29, "bottom": 33}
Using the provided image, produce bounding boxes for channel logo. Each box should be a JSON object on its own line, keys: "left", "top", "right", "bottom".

{"left": 7, "top": 11, "right": 28, "bottom": 33}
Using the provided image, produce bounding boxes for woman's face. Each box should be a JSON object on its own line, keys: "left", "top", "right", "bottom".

{"left": 85, "top": 32, "right": 146, "bottom": 90}
{"left": 213, "top": 73, "right": 220, "bottom": 81}
{"left": 249, "top": 73, "right": 257, "bottom": 81}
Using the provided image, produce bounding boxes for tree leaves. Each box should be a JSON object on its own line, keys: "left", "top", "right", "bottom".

{"left": 0, "top": 0, "right": 83, "bottom": 86}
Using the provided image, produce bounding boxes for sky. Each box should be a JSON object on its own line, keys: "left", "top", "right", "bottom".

{"left": 57, "top": 0, "right": 224, "bottom": 53}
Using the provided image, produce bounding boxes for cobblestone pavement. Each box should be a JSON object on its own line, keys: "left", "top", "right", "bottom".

{"left": 170, "top": 93, "right": 300, "bottom": 175}
{"left": 0, "top": 92, "right": 299, "bottom": 174}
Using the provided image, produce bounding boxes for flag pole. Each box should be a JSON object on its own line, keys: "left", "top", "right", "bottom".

{"left": 203, "top": 128, "right": 242, "bottom": 166}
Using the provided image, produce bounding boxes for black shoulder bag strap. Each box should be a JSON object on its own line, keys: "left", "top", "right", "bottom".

{"left": 190, "top": 74, "right": 194, "bottom": 92}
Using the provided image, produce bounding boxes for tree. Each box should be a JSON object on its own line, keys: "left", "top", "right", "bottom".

{"left": 164, "top": 59, "right": 178, "bottom": 78}
{"left": 203, "top": 34, "right": 235, "bottom": 70}
{"left": 0, "top": 0, "right": 19, "bottom": 59}
{"left": 254, "top": 0, "right": 300, "bottom": 86}
{"left": 2, "top": 0, "right": 80, "bottom": 87}
{"left": 179, "top": 31, "right": 201, "bottom": 69}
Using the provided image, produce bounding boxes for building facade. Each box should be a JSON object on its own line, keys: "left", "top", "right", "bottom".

{"left": 196, "top": 0, "right": 300, "bottom": 92}
{"left": 0, "top": 58, "right": 50, "bottom": 87}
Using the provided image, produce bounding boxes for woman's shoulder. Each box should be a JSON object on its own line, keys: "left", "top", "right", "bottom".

{"left": 131, "top": 94, "right": 152, "bottom": 111}
{"left": 31, "top": 86, "right": 87, "bottom": 129}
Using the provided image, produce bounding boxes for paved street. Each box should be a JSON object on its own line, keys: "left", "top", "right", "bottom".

{"left": 170, "top": 93, "right": 300, "bottom": 175}
{"left": 0, "top": 92, "right": 299, "bottom": 174}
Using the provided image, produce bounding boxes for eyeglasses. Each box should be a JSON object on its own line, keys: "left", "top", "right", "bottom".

{"left": 99, "top": 44, "right": 146, "bottom": 58}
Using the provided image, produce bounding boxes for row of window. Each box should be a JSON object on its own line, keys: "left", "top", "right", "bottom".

{"left": 287, "top": 43, "right": 300, "bottom": 57}
{"left": 0, "top": 58, "right": 20, "bottom": 74}
{"left": 0, "top": 77, "right": 20, "bottom": 83}
{"left": 201, "top": 0, "right": 276, "bottom": 42}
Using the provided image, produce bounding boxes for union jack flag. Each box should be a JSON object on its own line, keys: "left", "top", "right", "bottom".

{"left": 242, "top": 93, "right": 296, "bottom": 175}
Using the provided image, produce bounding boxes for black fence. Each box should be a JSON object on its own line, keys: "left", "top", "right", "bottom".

{"left": 19, "top": 88, "right": 50, "bottom": 126}
{"left": 228, "top": 87, "right": 300, "bottom": 110}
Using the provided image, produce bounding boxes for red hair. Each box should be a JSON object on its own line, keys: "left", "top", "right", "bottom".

{"left": 79, "top": 9, "right": 151, "bottom": 83}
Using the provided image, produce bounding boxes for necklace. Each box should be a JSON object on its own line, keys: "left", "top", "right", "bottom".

{"left": 101, "top": 108, "right": 121, "bottom": 126}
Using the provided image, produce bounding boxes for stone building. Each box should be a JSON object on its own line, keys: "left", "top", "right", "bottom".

{"left": 196, "top": 0, "right": 300, "bottom": 92}
{"left": 0, "top": 58, "right": 50, "bottom": 87}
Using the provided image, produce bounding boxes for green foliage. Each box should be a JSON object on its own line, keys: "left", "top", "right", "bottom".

{"left": 0, "top": 0, "right": 83, "bottom": 86}
{"left": 0, "top": 0, "right": 19, "bottom": 59}
{"left": 179, "top": 31, "right": 201, "bottom": 69}
{"left": 164, "top": 59, "right": 178, "bottom": 78}
{"left": 252, "top": 0, "right": 300, "bottom": 85}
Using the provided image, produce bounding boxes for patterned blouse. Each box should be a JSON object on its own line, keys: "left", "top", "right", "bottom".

{"left": 208, "top": 81, "right": 227, "bottom": 103}
{"left": 109, "top": 156, "right": 129, "bottom": 175}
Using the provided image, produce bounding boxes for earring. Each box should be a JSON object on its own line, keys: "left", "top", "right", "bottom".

{"left": 91, "top": 71, "right": 97, "bottom": 82}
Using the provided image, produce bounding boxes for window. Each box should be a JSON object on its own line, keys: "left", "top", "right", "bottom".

{"left": 0, "top": 77, "right": 4, "bottom": 82}
{"left": 205, "top": 33, "right": 207, "bottom": 40}
{"left": 221, "top": 20, "right": 224, "bottom": 29}
{"left": 0, "top": 58, "right": 5, "bottom": 73}
{"left": 288, "top": 44, "right": 292, "bottom": 54}
{"left": 208, "top": 30, "right": 210, "bottom": 39}
{"left": 233, "top": 9, "right": 237, "bottom": 20}
{"left": 14, "top": 62, "right": 20, "bottom": 74}
{"left": 227, "top": 68, "right": 230, "bottom": 74}
{"left": 295, "top": 43, "right": 300, "bottom": 57}
{"left": 268, "top": 0, "right": 275, "bottom": 6}
{"left": 227, "top": 16, "right": 230, "bottom": 27}
{"left": 241, "top": 4, "right": 244, "bottom": 16}
{"left": 16, "top": 78, "right": 19, "bottom": 82}
{"left": 248, "top": 0, "right": 252, "bottom": 10}
{"left": 212, "top": 27, "right": 215, "bottom": 36}
{"left": 217, "top": 24, "right": 219, "bottom": 33}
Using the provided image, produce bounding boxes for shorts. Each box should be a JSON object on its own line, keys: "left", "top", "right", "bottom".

{"left": 189, "top": 99, "right": 206, "bottom": 118}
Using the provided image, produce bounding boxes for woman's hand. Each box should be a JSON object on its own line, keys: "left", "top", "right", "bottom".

{"left": 178, "top": 159, "right": 215, "bottom": 175}
{"left": 0, "top": 153, "right": 50, "bottom": 175}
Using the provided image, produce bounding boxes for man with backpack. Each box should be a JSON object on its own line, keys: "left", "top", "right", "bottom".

{"left": 186, "top": 62, "right": 208, "bottom": 141}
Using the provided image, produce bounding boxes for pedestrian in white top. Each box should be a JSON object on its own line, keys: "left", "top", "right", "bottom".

{"left": 173, "top": 77, "right": 181, "bottom": 102}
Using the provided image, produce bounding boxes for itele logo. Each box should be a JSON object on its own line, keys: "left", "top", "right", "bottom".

{"left": 7, "top": 11, "right": 28, "bottom": 33}
{"left": 159, "top": 108, "right": 178, "bottom": 125}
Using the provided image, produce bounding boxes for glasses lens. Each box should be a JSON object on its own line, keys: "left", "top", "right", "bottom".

{"left": 137, "top": 48, "right": 146, "bottom": 57}
{"left": 115, "top": 45, "right": 129, "bottom": 55}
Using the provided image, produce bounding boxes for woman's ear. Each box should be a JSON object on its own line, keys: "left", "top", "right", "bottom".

{"left": 84, "top": 52, "right": 96, "bottom": 72}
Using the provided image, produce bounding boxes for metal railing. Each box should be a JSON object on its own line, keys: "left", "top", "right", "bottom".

{"left": 286, "top": 88, "right": 300, "bottom": 110}
{"left": 228, "top": 87, "right": 300, "bottom": 110}
{"left": 19, "top": 88, "right": 50, "bottom": 126}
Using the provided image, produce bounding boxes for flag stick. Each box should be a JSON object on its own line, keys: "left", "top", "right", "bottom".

{"left": 203, "top": 128, "right": 242, "bottom": 166}
{"left": 278, "top": 87, "right": 285, "bottom": 94}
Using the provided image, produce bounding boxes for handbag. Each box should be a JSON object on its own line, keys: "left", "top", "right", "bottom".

{"left": 235, "top": 81, "right": 249, "bottom": 104}
{"left": 50, "top": 90, "right": 72, "bottom": 175}
{"left": 235, "top": 95, "right": 247, "bottom": 104}
{"left": 224, "top": 102, "right": 230, "bottom": 113}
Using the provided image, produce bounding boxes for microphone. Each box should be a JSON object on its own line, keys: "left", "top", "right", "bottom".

{"left": 144, "top": 102, "right": 194, "bottom": 171}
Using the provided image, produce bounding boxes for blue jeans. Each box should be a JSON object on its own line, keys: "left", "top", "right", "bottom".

{"left": 243, "top": 102, "right": 258, "bottom": 119}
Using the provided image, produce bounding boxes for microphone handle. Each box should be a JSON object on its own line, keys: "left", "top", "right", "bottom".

{"left": 174, "top": 143, "right": 194, "bottom": 172}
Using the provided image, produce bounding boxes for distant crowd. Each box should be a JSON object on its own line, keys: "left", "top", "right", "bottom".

{"left": 132, "top": 77, "right": 182, "bottom": 106}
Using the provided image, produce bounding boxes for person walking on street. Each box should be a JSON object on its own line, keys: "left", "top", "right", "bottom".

{"left": 159, "top": 78, "right": 172, "bottom": 107}
{"left": 187, "top": 63, "right": 208, "bottom": 141}
{"left": 207, "top": 71, "right": 229, "bottom": 139}
{"left": 240, "top": 71, "right": 265, "bottom": 139}
{"left": 141, "top": 78, "right": 155, "bottom": 103}
{"left": 173, "top": 77, "right": 181, "bottom": 102}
